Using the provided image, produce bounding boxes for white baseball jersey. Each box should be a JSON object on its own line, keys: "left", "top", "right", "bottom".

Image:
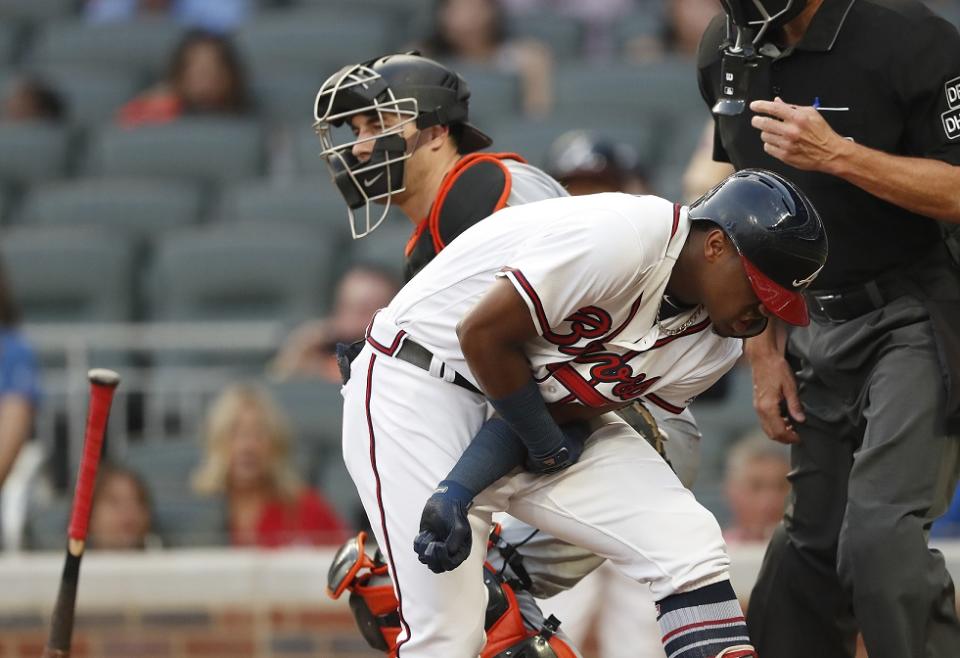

{"left": 383, "top": 192, "right": 742, "bottom": 413}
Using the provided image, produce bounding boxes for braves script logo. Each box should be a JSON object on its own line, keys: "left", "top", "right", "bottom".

{"left": 943, "top": 76, "right": 960, "bottom": 141}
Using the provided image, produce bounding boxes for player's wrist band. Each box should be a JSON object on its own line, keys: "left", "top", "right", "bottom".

{"left": 490, "top": 379, "right": 568, "bottom": 459}
{"left": 445, "top": 417, "right": 527, "bottom": 496}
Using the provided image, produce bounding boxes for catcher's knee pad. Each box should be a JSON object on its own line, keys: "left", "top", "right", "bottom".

{"left": 327, "top": 531, "right": 577, "bottom": 658}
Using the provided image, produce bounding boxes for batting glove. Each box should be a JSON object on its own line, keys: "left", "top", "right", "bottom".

{"left": 413, "top": 480, "right": 474, "bottom": 573}
{"left": 526, "top": 421, "right": 590, "bottom": 475}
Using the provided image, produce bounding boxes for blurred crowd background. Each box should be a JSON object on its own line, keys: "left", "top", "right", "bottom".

{"left": 1, "top": 0, "right": 959, "bottom": 556}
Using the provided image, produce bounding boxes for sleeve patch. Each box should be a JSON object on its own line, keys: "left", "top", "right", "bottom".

{"left": 943, "top": 76, "right": 960, "bottom": 140}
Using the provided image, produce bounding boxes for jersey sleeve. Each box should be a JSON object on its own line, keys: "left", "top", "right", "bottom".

{"left": 896, "top": 13, "right": 960, "bottom": 164}
{"left": 434, "top": 159, "right": 510, "bottom": 249}
{"left": 496, "top": 209, "right": 649, "bottom": 337}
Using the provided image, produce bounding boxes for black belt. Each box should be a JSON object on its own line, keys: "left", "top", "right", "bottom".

{"left": 806, "top": 276, "right": 915, "bottom": 323}
{"left": 366, "top": 334, "right": 481, "bottom": 394}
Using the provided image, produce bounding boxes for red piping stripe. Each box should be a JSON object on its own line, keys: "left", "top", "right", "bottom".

{"left": 661, "top": 615, "right": 746, "bottom": 643}
{"left": 363, "top": 354, "right": 412, "bottom": 653}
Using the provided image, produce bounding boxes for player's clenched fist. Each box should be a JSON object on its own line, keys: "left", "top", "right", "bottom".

{"left": 414, "top": 480, "right": 474, "bottom": 573}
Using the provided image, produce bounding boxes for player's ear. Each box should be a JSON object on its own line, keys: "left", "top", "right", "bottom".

{"left": 702, "top": 228, "right": 731, "bottom": 263}
{"left": 425, "top": 125, "right": 450, "bottom": 152}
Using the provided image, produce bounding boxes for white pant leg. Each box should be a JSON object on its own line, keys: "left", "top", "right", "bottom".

{"left": 485, "top": 414, "right": 729, "bottom": 601}
{"left": 341, "top": 344, "right": 493, "bottom": 658}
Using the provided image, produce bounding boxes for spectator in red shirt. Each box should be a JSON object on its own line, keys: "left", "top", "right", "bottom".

{"left": 192, "top": 382, "right": 347, "bottom": 547}
{"left": 117, "top": 28, "right": 250, "bottom": 127}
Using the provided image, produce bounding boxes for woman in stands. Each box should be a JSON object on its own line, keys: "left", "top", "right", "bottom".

{"left": 89, "top": 465, "right": 160, "bottom": 550}
{"left": 419, "top": 0, "right": 553, "bottom": 116}
{"left": 117, "top": 29, "right": 250, "bottom": 127}
{"left": 192, "top": 382, "right": 347, "bottom": 548}
{"left": 0, "top": 259, "right": 41, "bottom": 494}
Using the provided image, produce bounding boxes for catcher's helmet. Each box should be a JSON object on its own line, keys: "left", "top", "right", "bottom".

{"left": 314, "top": 52, "right": 492, "bottom": 238}
{"left": 543, "top": 130, "right": 636, "bottom": 188}
{"left": 688, "top": 169, "right": 827, "bottom": 326}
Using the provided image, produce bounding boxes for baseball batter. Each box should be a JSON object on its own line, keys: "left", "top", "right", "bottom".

{"left": 337, "top": 171, "right": 826, "bottom": 657}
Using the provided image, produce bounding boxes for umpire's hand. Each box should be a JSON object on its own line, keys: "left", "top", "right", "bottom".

{"left": 414, "top": 480, "right": 474, "bottom": 573}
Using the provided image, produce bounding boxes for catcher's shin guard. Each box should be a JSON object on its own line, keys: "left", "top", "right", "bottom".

{"left": 327, "top": 531, "right": 578, "bottom": 658}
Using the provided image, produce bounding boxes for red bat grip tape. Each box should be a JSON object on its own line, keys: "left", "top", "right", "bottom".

{"left": 68, "top": 382, "right": 117, "bottom": 541}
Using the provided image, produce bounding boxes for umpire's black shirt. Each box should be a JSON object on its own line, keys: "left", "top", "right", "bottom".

{"left": 697, "top": 0, "right": 960, "bottom": 290}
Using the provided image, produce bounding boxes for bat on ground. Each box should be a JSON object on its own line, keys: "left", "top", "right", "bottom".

{"left": 41, "top": 368, "right": 120, "bottom": 658}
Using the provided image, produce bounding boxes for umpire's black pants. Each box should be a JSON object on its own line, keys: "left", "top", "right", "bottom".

{"left": 747, "top": 291, "right": 960, "bottom": 658}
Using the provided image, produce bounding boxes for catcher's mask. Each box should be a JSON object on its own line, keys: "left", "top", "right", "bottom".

{"left": 313, "top": 53, "right": 492, "bottom": 239}
{"left": 712, "top": 0, "right": 807, "bottom": 116}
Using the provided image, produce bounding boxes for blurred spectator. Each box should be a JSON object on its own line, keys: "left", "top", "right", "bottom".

{"left": 1, "top": 77, "right": 66, "bottom": 121}
{"left": 89, "top": 465, "right": 159, "bottom": 550}
{"left": 722, "top": 430, "right": 791, "bottom": 544}
{"left": 682, "top": 119, "right": 734, "bottom": 202}
{"left": 0, "top": 260, "right": 41, "bottom": 494}
{"left": 117, "top": 29, "right": 250, "bottom": 127}
{"left": 420, "top": 0, "right": 553, "bottom": 116}
{"left": 192, "top": 382, "right": 348, "bottom": 547}
{"left": 85, "top": 0, "right": 253, "bottom": 33}
{"left": 544, "top": 129, "right": 650, "bottom": 196}
{"left": 663, "top": 0, "right": 723, "bottom": 57}
{"left": 271, "top": 265, "right": 401, "bottom": 383}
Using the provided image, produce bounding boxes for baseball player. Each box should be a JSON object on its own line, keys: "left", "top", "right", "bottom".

{"left": 316, "top": 51, "right": 580, "bottom": 657}
{"left": 316, "top": 53, "right": 710, "bottom": 657}
{"left": 337, "top": 167, "right": 826, "bottom": 657}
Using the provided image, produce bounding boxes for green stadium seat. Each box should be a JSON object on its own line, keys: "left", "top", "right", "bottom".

{"left": 553, "top": 58, "right": 702, "bottom": 119}
{"left": 123, "top": 439, "right": 203, "bottom": 499}
{"left": 443, "top": 62, "right": 522, "bottom": 124}
{"left": 218, "top": 177, "right": 351, "bottom": 243}
{"left": 613, "top": 10, "right": 666, "bottom": 56}
{"left": 346, "top": 214, "right": 410, "bottom": 282}
{"left": 0, "top": 21, "right": 18, "bottom": 66}
{"left": 0, "top": 121, "right": 71, "bottom": 184}
{"left": 508, "top": 13, "right": 584, "bottom": 59}
{"left": 0, "top": 226, "right": 136, "bottom": 322}
{"left": 0, "top": 0, "right": 75, "bottom": 23}
{"left": 30, "top": 67, "right": 140, "bottom": 126}
{"left": 85, "top": 119, "right": 265, "bottom": 184}
{"left": 236, "top": 9, "right": 395, "bottom": 80}
{"left": 251, "top": 70, "right": 324, "bottom": 122}
{"left": 17, "top": 179, "right": 204, "bottom": 239}
{"left": 149, "top": 223, "right": 335, "bottom": 323}
{"left": 27, "top": 19, "right": 183, "bottom": 80}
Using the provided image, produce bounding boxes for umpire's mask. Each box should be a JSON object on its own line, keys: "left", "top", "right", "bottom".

{"left": 313, "top": 53, "right": 492, "bottom": 239}
{"left": 712, "top": 0, "right": 807, "bottom": 116}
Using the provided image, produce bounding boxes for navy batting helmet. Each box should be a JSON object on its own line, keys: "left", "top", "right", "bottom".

{"left": 688, "top": 169, "right": 827, "bottom": 326}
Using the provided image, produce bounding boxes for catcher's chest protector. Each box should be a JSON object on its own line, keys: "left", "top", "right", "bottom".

{"left": 404, "top": 152, "right": 525, "bottom": 281}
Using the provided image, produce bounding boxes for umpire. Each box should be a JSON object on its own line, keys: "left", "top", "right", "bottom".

{"left": 697, "top": 0, "right": 960, "bottom": 656}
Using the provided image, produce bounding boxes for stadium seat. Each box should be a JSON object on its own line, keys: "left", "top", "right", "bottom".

{"left": 346, "top": 214, "right": 411, "bottom": 282}
{"left": 0, "top": 225, "right": 136, "bottom": 322}
{"left": 154, "top": 495, "right": 226, "bottom": 547}
{"left": 236, "top": 9, "right": 395, "bottom": 81}
{"left": 250, "top": 70, "right": 324, "bottom": 122}
{"left": 442, "top": 62, "right": 522, "bottom": 124}
{"left": 27, "top": 19, "right": 184, "bottom": 80}
{"left": 292, "top": 122, "right": 329, "bottom": 175}
{"left": 217, "top": 176, "right": 352, "bottom": 243}
{"left": 0, "top": 21, "right": 17, "bottom": 66}
{"left": 17, "top": 179, "right": 204, "bottom": 239}
{"left": 0, "top": 121, "right": 71, "bottom": 184}
{"left": 508, "top": 13, "right": 584, "bottom": 59}
{"left": 123, "top": 439, "right": 203, "bottom": 499}
{"left": 613, "top": 10, "right": 666, "bottom": 57}
{"left": 0, "top": 0, "right": 75, "bottom": 24}
{"left": 31, "top": 67, "right": 140, "bottom": 126}
{"left": 149, "top": 223, "right": 335, "bottom": 323}
{"left": 553, "top": 58, "right": 702, "bottom": 119}
{"left": 24, "top": 496, "right": 69, "bottom": 551}
{"left": 85, "top": 119, "right": 265, "bottom": 184}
